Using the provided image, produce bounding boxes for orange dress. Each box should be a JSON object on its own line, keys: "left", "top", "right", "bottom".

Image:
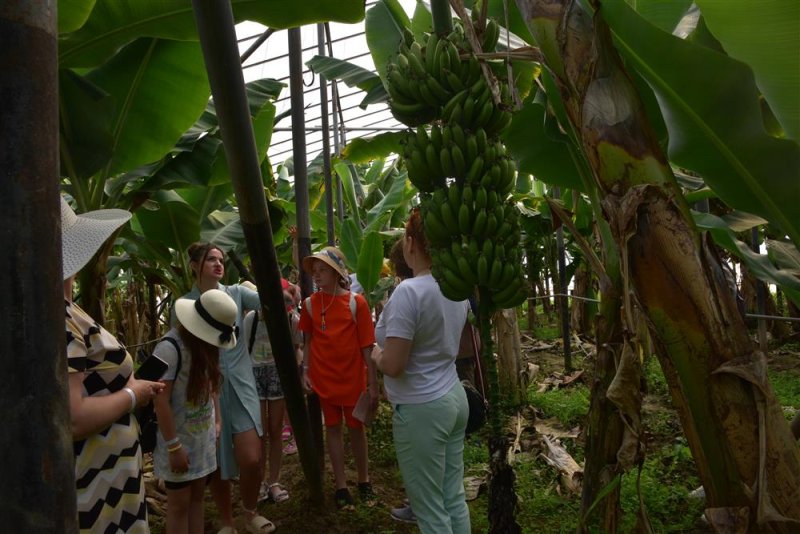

{"left": 299, "top": 291, "right": 375, "bottom": 405}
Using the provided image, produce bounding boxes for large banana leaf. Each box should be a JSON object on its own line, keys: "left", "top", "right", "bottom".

{"left": 365, "top": 172, "right": 414, "bottom": 233}
{"left": 694, "top": 211, "right": 800, "bottom": 307}
{"left": 306, "top": 56, "right": 387, "bottom": 109}
{"left": 626, "top": 0, "right": 692, "bottom": 34}
{"left": 356, "top": 231, "right": 385, "bottom": 305}
{"left": 767, "top": 240, "right": 800, "bottom": 276}
{"left": 85, "top": 38, "right": 210, "bottom": 177}
{"left": 696, "top": 0, "right": 799, "bottom": 141}
{"left": 602, "top": 1, "right": 800, "bottom": 248}
{"left": 506, "top": 96, "right": 584, "bottom": 190}
{"left": 334, "top": 161, "right": 362, "bottom": 228}
{"left": 59, "top": 0, "right": 97, "bottom": 34}
{"left": 59, "top": 70, "right": 114, "bottom": 179}
{"left": 365, "top": 0, "right": 410, "bottom": 81}
{"left": 134, "top": 190, "right": 201, "bottom": 250}
{"left": 59, "top": 0, "right": 367, "bottom": 68}
{"left": 201, "top": 210, "right": 244, "bottom": 251}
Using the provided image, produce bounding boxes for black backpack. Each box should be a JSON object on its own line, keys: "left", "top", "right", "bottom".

{"left": 136, "top": 336, "right": 182, "bottom": 454}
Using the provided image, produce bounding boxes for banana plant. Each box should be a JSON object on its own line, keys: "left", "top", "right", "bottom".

{"left": 58, "top": 0, "right": 368, "bottom": 320}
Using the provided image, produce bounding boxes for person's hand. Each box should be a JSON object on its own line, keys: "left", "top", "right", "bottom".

{"left": 288, "top": 226, "right": 298, "bottom": 240}
{"left": 370, "top": 345, "right": 382, "bottom": 371}
{"left": 215, "top": 419, "right": 222, "bottom": 439}
{"left": 169, "top": 445, "right": 190, "bottom": 473}
{"left": 302, "top": 368, "right": 313, "bottom": 392}
{"left": 126, "top": 376, "right": 165, "bottom": 407}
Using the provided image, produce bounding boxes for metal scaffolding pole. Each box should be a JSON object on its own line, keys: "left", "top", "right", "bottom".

{"left": 317, "top": 24, "right": 335, "bottom": 245}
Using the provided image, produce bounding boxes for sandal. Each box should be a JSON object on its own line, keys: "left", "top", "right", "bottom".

{"left": 244, "top": 512, "right": 276, "bottom": 534}
{"left": 357, "top": 482, "right": 378, "bottom": 507}
{"left": 267, "top": 482, "right": 289, "bottom": 503}
{"left": 217, "top": 528, "right": 237, "bottom": 534}
{"left": 282, "top": 440, "right": 297, "bottom": 455}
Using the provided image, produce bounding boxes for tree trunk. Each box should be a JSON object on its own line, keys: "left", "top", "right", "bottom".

{"left": 517, "top": 0, "right": 800, "bottom": 530}
{"left": 570, "top": 263, "right": 594, "bottom": 338}
{"left": 494, "top": 308, "right": 525, "bottom": 405}
{"left": 1, "top": 3, "right": 77, "bottom": 531}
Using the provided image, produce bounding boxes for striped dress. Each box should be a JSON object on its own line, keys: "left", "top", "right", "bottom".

{"left": 66, "top": 300, "right": 148, "bottom": 533}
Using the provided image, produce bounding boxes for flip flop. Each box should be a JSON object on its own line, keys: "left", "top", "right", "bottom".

{"left": 217, "top": 527, "right": 237, "bottom": 534}
{"left": 267, "top": 482, "right": 290, "bottom": 503}
{"left": 245, "top": 514, "right": 276, "bottom": 534}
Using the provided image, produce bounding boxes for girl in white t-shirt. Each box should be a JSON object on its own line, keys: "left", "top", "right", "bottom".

{"left": 152, "top": 289, "right": 236, "bottom": 534}
{"left": 372, "top": 210, "right": 471, "bottom": 534}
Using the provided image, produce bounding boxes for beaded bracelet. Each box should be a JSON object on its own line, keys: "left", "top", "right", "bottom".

{"left": 165, "top": 436, "right": 180, "bottom": 447}
{"left": 167, "top": 442, "right": 183, "bottom": 453}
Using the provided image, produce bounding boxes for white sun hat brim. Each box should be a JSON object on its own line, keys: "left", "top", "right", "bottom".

{"left": 61, "top": 197, "right": 132, "bottom": 280}
{"left": 174, "top": 290, "right": 238, "bottom": 349}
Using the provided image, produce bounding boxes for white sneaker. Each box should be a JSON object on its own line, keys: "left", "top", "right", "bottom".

{"left": 257, "top": 482, "right": 269, "bottom": 503}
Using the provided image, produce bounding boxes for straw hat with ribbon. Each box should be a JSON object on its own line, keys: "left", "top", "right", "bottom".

{"left": 175, "top": 289, "right": 239, "bottom": 349}
{"left": 61, "top": 197, "right": 132, "bottom": 280}
{"left": 302, "top": 246, "right": 349, "bottom": 283}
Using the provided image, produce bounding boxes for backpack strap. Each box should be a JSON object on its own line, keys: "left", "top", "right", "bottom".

{"left": 349, "top": 292, "right": 357, "bottom": 322}
{"left": 160, "top": 335, "right": 182, "bottom": 378}
{"left": 248, "top": 310, "right": 259, "bottom": 354}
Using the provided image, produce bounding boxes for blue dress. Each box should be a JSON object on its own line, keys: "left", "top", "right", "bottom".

{"left": 182, "top": 283, "right": 261, "bottom": 479}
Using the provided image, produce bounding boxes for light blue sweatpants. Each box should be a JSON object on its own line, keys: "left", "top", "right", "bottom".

{"left": 392, "top": 381, "right": 471, "bottom": 534}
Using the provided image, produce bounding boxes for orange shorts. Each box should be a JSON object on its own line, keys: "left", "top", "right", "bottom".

{"left": 319, "top": 398, "right": 363, "bottom": 429}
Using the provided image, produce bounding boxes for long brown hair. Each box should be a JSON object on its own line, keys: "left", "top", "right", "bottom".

{"left": 187, "top": 242, "right": 223, "bottom": 280}
{"left": 177, "top": 323, "right": 222, "bottom": 406}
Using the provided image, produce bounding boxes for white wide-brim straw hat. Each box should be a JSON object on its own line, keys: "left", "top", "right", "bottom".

{"left": 175, "top": 289, "right": 239, "bottom": 349}
{"left": 302, "top": 246, "right": 349, "bottom": 282}
{"left": 61, "top": 197, "right": 132, "bottom": 280}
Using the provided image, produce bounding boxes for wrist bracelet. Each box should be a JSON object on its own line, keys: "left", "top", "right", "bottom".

{"left": 167, "top": 443, "right": 183, "bottom": 453}
{"left": 123, "top": 387, "right": 137, "bottom": 413}
{"left": 165, "top": 436, "right": 180, "bottom": 447}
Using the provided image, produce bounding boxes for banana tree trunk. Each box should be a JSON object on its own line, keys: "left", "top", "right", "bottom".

{"left": 517, "top": 0, "right": 800, "bottom": 531}
{"left": 494, "top": 308, "right": 525, "bottom": 405}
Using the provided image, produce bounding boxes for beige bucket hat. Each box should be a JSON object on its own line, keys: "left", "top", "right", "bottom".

{"left": 61, "top": 197, "right": 132, "bottom": 280}
{"left": 301, "top": 246, "right": 349, "bottom": 282}
{"left": 175, "top": 289, "right": 239, "bottom": 349}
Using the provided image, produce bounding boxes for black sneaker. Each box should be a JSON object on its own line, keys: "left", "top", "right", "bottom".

{"left": 334, "top": 487, "right": 355, "bottom": 510}
{"left": 357, "top": 482, "right": 378, "bottom": 507}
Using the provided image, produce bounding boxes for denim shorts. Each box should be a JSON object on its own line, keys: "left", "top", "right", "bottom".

{"left": 253, "top": 362, "right": 284, "bottom": 401}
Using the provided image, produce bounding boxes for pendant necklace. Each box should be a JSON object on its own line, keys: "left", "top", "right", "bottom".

{"left": 319, "top": 291, "right": 336, "bottom": 331}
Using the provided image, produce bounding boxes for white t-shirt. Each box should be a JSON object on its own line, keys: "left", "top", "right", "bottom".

{"left": 244, "top": 309, "right": 302, "bottom": 367}
{"left": 375, "top": 274, "right": 469, "bottom": 404}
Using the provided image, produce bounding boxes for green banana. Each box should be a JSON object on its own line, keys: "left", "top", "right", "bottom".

{"left": 451, "top": 145, "right": 466, "bottom": 178}
{"left": 451, "top": 124, "right": 466, "bottom": 152}
{"left": 447, "top": 42, "right": 462, "bottom": 77}
{"left": 425, "top": 142, "right": 441, "bottom": 177}
{"left": 390, "top": 100, "right": 428, "bottom": 116}
{"left": 475, "top": 188, "right": 487, "bottom": 210}
{"left": 466, "top": 237, "right": 479, "bottom": 264}
{"left": 442, "top": 125, "right": 453, "bottom": 147}
{"left": 439, "top": 203, "right": 459, "bottom": 235}
{"left": 425, "top": 32, "right": 439, "bottom": 76}
{"left": 424, "top": 209, "right": 450, "bottom": 244}
{"left": 448, "top": 183, "right": 461, "bottom": 210}
{"left": 416, "top": 125, "right": 429, "bottom": 148}
{"left": 440, "top": 147, "right": 454, "bottom": 177}
{"left": 483, "top": 20, "right": 500, "bottom": 52}
{"left": 465, "top": 156, "right": 484, "bottom": 185}
{"left": 472, "top": 209, "right": 487, "bottom": 241}
{"left": 426, "top": 76, "right": 450, "bottom": 102}
{"left": 475, "top": 128, "right": 488, "bottom": 153}
{"left": 462, "top": 185, "right": 473, "bottom": 206}
{"left": 487, "top": 191, "right": 499, "bottom": 210}
{"left": 466, "top": 136, "right": 478, "bottom": 163}
{"left": 429, "top": 125, "right": 442, "bottom": 149}
{"left": 462, "top": 96, "right": 476, "bottom": 126}
{"left": 477, "top": 255, "right": 489, "bottom": 286}
{"left": 456, "top": 255, "right": 476, "bottom": 287}
{"left": 410, "top": 149, "right": 427, "bottom": 179}
{"left": 498, "top": 262, "right": 516, "bottom": 288}
{"left": 482, "top": 239, "right": 494, "bottom": 260}
{"left": 474, "top": 99, "right": 494, "bottom": 128}
{"left": 396, "top": 53, "right": 410, "bottom": 72}
{"left": 441, "top": 90, "right": 468, "bottom": 121}
{"left": 408, "top": 42, "right": 426, "bottom": 77}
{"left": 484, "top": 211, "right": 498, "bottom": 237}
{"left": 418, "top": 82, "right": 440, "bottom": 108}
{"left": 488, "top": 257, "right": 503, "bottom": 288}
{"left": 458, "top": 203, "right": 471, "bottom": 235}
{"left": 437, "top": 39, "right": 451, "bottom": 73}
{"left": 442, "top": 266, "right": 472, "bottom": 300}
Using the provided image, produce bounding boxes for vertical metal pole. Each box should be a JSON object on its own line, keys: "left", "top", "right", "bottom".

{"left": 317, "top": 24, "right": 335, "bottom": 246}
{"left": 191, "top": 1, "right": 324, "bottom": 504}
{"left": 0, "top": 3, "right": 77, "bottom": 531}
{"left": 751, "top": 227, "right": 768, "bottom": 351}
{"left": 325, "top": 23, "right": 345, "bottom": 220}
{"left": 554, "top": 187, "right": 572, "bottom": 372}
